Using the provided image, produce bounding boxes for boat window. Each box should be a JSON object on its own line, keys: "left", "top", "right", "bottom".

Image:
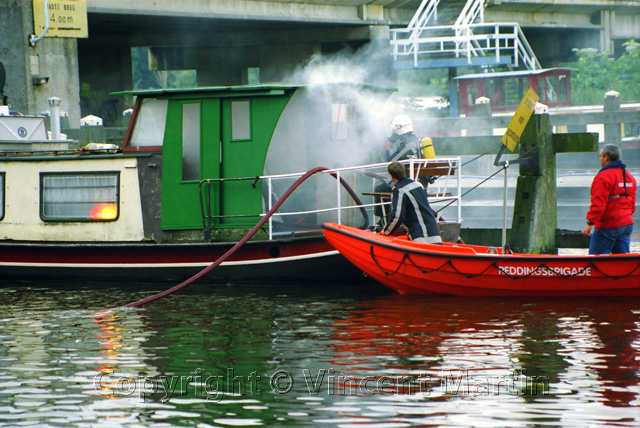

{"left": 40, "top": 173, "right": 120, "bottom": 222}
{"left": 536, "top": 77, "right": 546, "bottom": 102}
{"left": 231, "top": 100, "right": 251, "bottom": 141}
{"left": 558, "top": 75, "right": 568, "bottom": 101}
{"left": 467, "top": 84, "right": 478, "bottom": 107}
{"left": 182, "top": 102, "right": 201, "bottom": 181}
{"left": 129, "top": 98, "right": 168, "bottom": 147}
{"left": 332, "top": 103, "right": 348, "bottom": 142}
{"left": 546, "top": 76, "right": 558, "bottom": 102}
{"left": 0, "top": 173, "right": 4, "bottom": 221}
{"left": 506, "top": 78, "right": 525, "bottom": 105}
{"left": 487, "top": 79, "right": 505, "bottom": 107}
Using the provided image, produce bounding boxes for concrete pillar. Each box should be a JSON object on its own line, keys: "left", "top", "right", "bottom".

{"left": 604, "top": 90, "right": 621, "bottom": 145}
{"left": 0, "top": 1, "right": 81, "bottom": 126}
{"left": 508, "top": 113, "right": 557, "bottom": 254}
{"left": 600, "top": 10, "right": 615, "bottom": 53}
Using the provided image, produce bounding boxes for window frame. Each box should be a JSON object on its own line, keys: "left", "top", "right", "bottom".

{"left": 39, "top": 171, "right": 121, "bottom": 223}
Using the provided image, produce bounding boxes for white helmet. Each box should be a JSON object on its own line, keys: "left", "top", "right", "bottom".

{"left": 390, "top": 114, "right": 413, "bottom": 135}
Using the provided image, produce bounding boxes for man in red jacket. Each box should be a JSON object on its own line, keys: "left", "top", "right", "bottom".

{"left": 582, "top": 144, "right": 637, "bottom": 254}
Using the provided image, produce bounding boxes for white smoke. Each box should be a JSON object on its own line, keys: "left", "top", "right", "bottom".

{"left": 268, "top": 40, "right": 401, "bottom": 173}
{"left": 262, "top": 41, "right": 402, "bottom": 230}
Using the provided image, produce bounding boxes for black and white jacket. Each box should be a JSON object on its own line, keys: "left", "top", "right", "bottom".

{"left": 384, "top": 177, "right": 440, "bottom": 240}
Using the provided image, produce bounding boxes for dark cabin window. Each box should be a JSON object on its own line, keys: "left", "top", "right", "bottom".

{"left": 182, "top": 103, "right": 201, "bottom": 181}
{"left": 537, "top": 78, "right": 546, "bottom": 102}
{"left": 507, "top": 78, "right": 526, "bottom": 105}
{"left": 558, "top": 75, "right": 568, "bottom": 101}
{"left": 488, "top": 79, "right": 505, "bottom": 107}
{"left": 467, "top": 85, "right": 479, "bottom": 107}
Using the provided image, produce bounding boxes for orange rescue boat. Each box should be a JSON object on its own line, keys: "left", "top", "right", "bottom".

{"left": 322, "top": 223, "right": 640, "bottom": 297}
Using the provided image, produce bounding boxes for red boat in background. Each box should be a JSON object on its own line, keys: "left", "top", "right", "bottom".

{"left": 323, "top": 223, "right": 640, "bottom": 297}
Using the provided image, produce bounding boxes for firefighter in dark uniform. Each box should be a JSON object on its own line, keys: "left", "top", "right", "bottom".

{"left": 380, "top": 161, "right": 442, "bottom": 243}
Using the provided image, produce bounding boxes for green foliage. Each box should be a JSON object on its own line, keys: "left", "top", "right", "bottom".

{"left": 568, "top": 40, "right": 640, "bottom": 105}
{"left": 397, "top": 68, "right": 449, "bottom": 99}
{"left": 131, "top": 47, "right": 197, "bottom": 90}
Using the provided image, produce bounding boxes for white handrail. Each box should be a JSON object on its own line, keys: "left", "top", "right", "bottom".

{"left": 390, "top": 22, "right": 540, "bottom": 70}
{"left": 201, "top": 158, "right": 463, "bottom": 240}
{"left": 408, "top": 0, "right": 440, "bottom": 29}
{"left": 455, "top": 0, "right": 486, "bottom": 27}
{"left": 262, "top": 158, "right": 463, "bottom": 240}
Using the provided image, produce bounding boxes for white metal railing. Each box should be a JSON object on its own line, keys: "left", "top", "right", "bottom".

{"left": 404, "top": 0, "right": 442, "bottom": 56}
{"left": 455, "top": 0, "right": 485, "bottom": 27}
{"left": 408, "top": 0, "right": 441, "bottom": 31}
{"left": 453, "top": 0, "right": 486, "bottom": 60}
{"left": 263, "top": 158, "right": 462, "bottom": 240}
{"left": 391, "top": 22, "right": 541, "bottom": 70}
{"left": 200, "top": 158, "right": 462, "bottom": 241}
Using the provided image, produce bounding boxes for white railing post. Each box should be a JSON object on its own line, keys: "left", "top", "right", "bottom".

{"left": 255, "top": 159, "right": 464, "bottom": 240}
{"left": 268, "top": 177, "right": 273, "bottom": 240}
{"left": 336, "top": 170, "right": 342, "bottom": 225}
{"left": 390, "top": 0, "right": 545, "bottom": 71}
{"left": 513, "top": 25, "right": 519, "bottom": 68}
{"left": 466, "top": 27, "right": 472, "bottom": 62}
{"left": 456, "top": 158, "right": 462, "bottom": 223}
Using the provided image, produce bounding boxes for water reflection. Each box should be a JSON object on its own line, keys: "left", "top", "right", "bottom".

{"left": 329, "top": 295, "right": 640, "bottom": 425}
{"left": 0, "top": 284, "right": 638, "bottom": 427}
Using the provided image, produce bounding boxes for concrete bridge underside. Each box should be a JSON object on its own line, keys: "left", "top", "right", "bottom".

{"left": 1, "top": 0, "right": 638, "bottom": 126}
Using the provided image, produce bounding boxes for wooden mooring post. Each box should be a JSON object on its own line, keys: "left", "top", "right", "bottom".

{"left": 508, "top": 113, "right": 598, "bottom": 254}
{"left": 430, "top": 113, "right": 599, "bottom": 253}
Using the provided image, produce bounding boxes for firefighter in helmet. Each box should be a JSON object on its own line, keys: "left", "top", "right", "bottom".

{"left": 373, "top": 114, "right": 437, "bottom": 228}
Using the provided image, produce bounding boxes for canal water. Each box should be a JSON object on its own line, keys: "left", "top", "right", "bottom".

{"left": 0, "top": 281, "right": 638, "bottom": 427}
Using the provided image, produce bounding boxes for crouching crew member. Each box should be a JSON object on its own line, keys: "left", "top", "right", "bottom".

{"left": 381, "top": 161, "right": 442, "bottom": 244}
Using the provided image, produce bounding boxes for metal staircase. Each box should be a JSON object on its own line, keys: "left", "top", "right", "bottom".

{"left": 391, "top": 0, "right": 541, "bottom": 71}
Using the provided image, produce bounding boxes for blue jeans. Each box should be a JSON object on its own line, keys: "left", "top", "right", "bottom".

{"left": 589, "top": 224, "right": 633, "bottom": 255}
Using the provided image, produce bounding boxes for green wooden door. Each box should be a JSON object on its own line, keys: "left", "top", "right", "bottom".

{"left": 161, "top": 98, "right": 220, "bottom": 230}
{"left": 161, "top": 92, "right": 292, "bottom": 233}
{"left": 216, "top": 98, "right": 263, "bottom": 227}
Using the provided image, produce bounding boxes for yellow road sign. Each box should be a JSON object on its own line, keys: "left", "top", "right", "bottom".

{"left": 33, "top": 0, "right": 88, "bottom": 39}
{"left": 501, "top": 87, "right": 539, "bottom": 152}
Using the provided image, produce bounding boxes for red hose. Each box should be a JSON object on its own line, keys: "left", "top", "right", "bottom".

{"left": 116, "top": 166, "right": 367, "bottom": 309}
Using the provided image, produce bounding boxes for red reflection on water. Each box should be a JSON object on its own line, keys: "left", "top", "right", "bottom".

{"left": 331, "top": 295, "right": 640, "bottom": 407}
{"left": 590, "top": 309, "right": 640, "bottom": 407}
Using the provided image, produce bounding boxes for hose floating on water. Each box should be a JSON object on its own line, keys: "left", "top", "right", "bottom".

{"left": 116, "top": 166, "right": 368, "bottom": 309}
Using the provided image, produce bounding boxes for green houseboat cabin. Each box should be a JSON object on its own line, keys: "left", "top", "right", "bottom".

{"left": 116, "top": 83, "right": 394, "bottom": 243}
{"left": 0, "top": 83, "right": 394, "bottom": 244}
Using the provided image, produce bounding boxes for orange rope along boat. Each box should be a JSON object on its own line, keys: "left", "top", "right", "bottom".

{"left": 323, "top": 223, "right": 640, "bottom": 297}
